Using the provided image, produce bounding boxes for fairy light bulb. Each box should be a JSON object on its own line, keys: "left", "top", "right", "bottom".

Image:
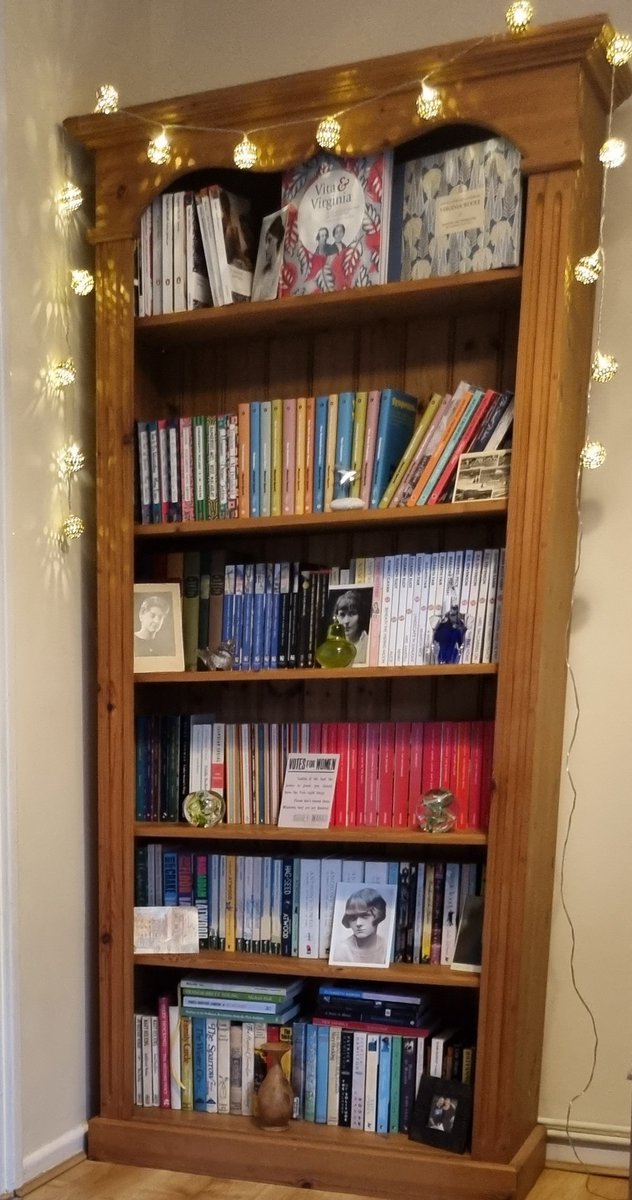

{"left": 599, "top": 137, "right": 627, "bottom": 169}
{"left": 94, "top": 84, "right": 119, "bottom": 114}
{"left": 233, "top": 135, "right": 258, "bottom": 170}
{"left": 574, "top": 249, "right": 603, "bottom": 285}
{"left": 56, "top": 183, "right": 83, "bottom": 216}
{"left": 580, "top": 440, "right": 607, "bottom": 470}
{"left": 48, "top": 359, "right": 76, "bottom": 389}
{"left": 316, "top": 116, "right": 341, "bottom": 150}
{"left": 606, "top": 32, "right": 632, "bottom": 67}
{"left": 58, "top": 443, "right": 85, "bottom": 480}
{"left": 591, "top": 350, "right": 618, "bottom": 382}
{"left": 505, "top": 1, "right": 534, "bottom": 33}
{"left": 416, "top": 81, "right": 443, "bottom": 121}
{"left": 62, "top": 514, "right": 85, "bottom": 541}
{"left": 147, "top": 129, "right": 171, "bottom": 165}
{"left": 70, "top": 268, "right": 94, "bottom": 296}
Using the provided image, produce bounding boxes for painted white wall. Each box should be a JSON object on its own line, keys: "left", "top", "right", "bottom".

{"left": 2, "top": 0, "right": 629, "bottom": 1184}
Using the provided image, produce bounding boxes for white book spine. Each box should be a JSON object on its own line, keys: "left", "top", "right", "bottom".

{"left": 350, "top": 1032, "right": 367, "bottom": 1129}
{"left": 472, "top": 548, "right": 492, "bottom": 664}
{"left": 211, "top": 722, "right": 225, "bottom": 796}
{"left": 134, "top": 1013, "right": 143, "bottom": 1105}
{"left": 368, "top": 556, "right": 383, "bottom": 665}
{"left": 422, "top": 553, "right": 439, "bottom": 665}
{"left": 485, "top": 397, "right": 514, "bottom": 451}
{"left": 327, "top": 1025, "right": 342, "bottom": 1125}
{"left": 446, "top": 549, "right": 464, "bottom": 611}
{"left": 241, "top": 1021, "right": 255, "bottom": 1115}
{"left": 260, "top": 856, "right": 272, "bottom": 951}
{"left": 482, "top": 548, "right": 500, "bottom": 663}
{"left": 172, "top": 191, "right": 186, "bottom": 312}
{"left": 378, "top": 556, "right": 394, "bottom": 666}
{"left": 205, "top": 1018, "right": 218, "bottom": 1113}
{"left": 415, "top": 554, "right": 432, "bottom": 664}
{"left": 298, "top": 858, "right": 321, "bottom": 957}
{"left": 271, "top": 857, "right": 283, "bottom": 952}
{"left": 364, "top": 861, "right": 389, "bottom": 884}
{"left": 363, "top": 1035, "right": 379, "bottom": 1132}
{"left": 218, "top": 856, "right": 227, "bottom": 947}
{"left": 341, "top": 859, "right": 365, "bottom": 884}
{"left": 161, "top": 193, "right": 174, "bottom": 314}
{"left": 168, "top": 424, "right": 179, "bottom": 510}
{"left": 442, "top": 550, "right": 456, "bottom": 611}
{"left": 462, "top": 549, "right": 483, "bottom": 664}
{"left": 430, "top": 551, "right": 447, "bottom": 662}
{"left": 239, "top": 724, "right": 252, "bottom": 824}
{"left": 459, "top": 549, "right": 474, "bottom": 622}
{"left": 216, "top": 1019, "right": 231, "bottom": 1113}
{"left": 400, "top": 553, "right": 416, "bottom": 666}
{"left": 168, "top": 1005, "right": 182, "bottom": 1110}
{"left": 440, "top": 863, "right": 461, "bottom": 965}
{"left": 318, "top": 858, "right": 343, "bottom": 958}
{"left": 151, "top": 197, "right": 162, "bottom": 315}
{"left": 148, "top": 424, "right": 160, "bottom": 516}
{"left": 491, "top": 547, "right": 506, "bottom": 662}
{"left": 252, "top": 855, "right": 263, "bottom": 950}
{"left": 387, "top": 554, "right": 403, "bottom": 666}
{"left": 137, "top": 423, "right": 151, "bottom": 518}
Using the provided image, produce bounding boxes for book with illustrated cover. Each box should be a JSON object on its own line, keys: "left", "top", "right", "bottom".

{"left": 279, "top": 152, "right": 393, "bottom": 296}
{"left": 452, "top": 449, "right": 512, "bottom": 502}
{"left": 394, "top": 136, "right": 522, "bottom": 281}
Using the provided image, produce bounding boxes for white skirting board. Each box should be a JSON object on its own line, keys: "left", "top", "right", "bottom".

{"left": 21, "top": 1126, "right": 87, "bottom": 1187}
{"left": 543, "top": 1119, "right": 631, "bottom": 1172}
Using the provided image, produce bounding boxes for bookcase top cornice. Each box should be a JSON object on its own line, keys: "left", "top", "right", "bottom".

{"left": 64, "top": 13, "right": 630, "bottom": 243}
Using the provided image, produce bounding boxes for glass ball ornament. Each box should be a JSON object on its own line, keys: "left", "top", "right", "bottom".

{"left": 56, "top": 183, "right": 83, "bottom": 216}
{"left": 580, "top": 440, "right": 607, "bottom": 470}
{"left": 591, "top": 350, "right": 618, "bottom": 382}
{"left": 606, "top": 32, "right": 632, "bottom": 67}
{"left": 574, "top": 249, "right": 602, "bottom": 285}
{"left": 62, "top": 513, "right": 85, "bottom": 541}
{"left": 314, "top": 617, "right": 357, "bottom": 669}
{"left": 233, "top": 135, "right": 259, "bottom": 170}
{"left": 316, "top": 116, "right": 341, "bottom": 150}
{"left": 505, "top": 1, "right": 534, "bottom": 34}
{"left": 147, "top": 130, "right": 171, "bottom": 165}
{"left": 94, "top": 84, "right": 119, "bottom": 114}
{"left": 415, "top": 81, "right": 443, "bottom": 121}
{"left": 415, "top": 788, "right": 456, "bottom": 833}
{"left": 183, "top": 789, "right": 226, "bottom": 828}
{"left": 48, "top": 359, "right": 76, "bottom": 389}
{"left": 70, "top": 268, "right": 94, "bottom": 296}
{"left": 599, "top": 137, "right": 627, "bottom": 169}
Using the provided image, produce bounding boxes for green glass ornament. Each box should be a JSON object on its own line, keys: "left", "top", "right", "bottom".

{"left": 315, "top": 617, "right": 357, "bottom": 669}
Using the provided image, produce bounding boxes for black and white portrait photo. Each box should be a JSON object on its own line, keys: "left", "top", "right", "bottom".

{"left": 252, "top": 207, "right": 290, "bottom": 302}
{"left": 328, "top": 882, "right": 397, "bottom": 968}
{"left": 321, "top": 584, "right": 374, "bottom": 667}
{"left": 133, "top": 582, "right": 184, "bottom": 673}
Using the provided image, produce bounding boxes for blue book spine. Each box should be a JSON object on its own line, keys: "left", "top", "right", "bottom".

{"left": 304, "top": 1024, "right": 318, "bottom": 1122}
{"left": 233, "top": 563, "right": 245, "bottom": 669}
{"left": 313, "top": 396, "right": 329, "bottom": 512}
{"left": 333, "top": 391, "right": 355, "bottom": 498}
{"left": 281, "top": 858, "right": 293, "bottom": 956}
{"left": 376, "top": 1036, "right": 392, "bottom": 1133}
{"left": 241, "top": 563, "right": 255, "bottom": 671}
{"left": 387, "top": 860, "right": 399, "bottom": 885}
{"left": 369, "top": 388, "right": 418, "bottom": 508}
{"left": 315, "top": 1025, "right": 330, "bottom": 1124}
{"left": 291, "top": 1022, "right": 307, "bottom": 1119}
{"left": 262, "top": 562, "right": 274, "bottom": 669}
{"left": 250, "top": 401, "right": 261, "bottom": 517}
{"left": 252, "top": 563, "right": 266, "bottom": 671}
{"left": 270, "top": 563, "right": 281, "bottom": 670}
{"left": 192, "top": 1016, "right": 208, "bottom": 1111}
{"left": 163, "top": 849, "right": 178, "bottom": 906}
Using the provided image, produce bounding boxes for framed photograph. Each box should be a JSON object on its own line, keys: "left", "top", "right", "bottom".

{"left": 252, "top": 206, "right": 291, "bottom": 302}
{"left": 319, "top": 583, "right": 374, "bottom": 668}
{"left": 328, "top": 882, "right": 397, "bottom": 968}
{"left": 133, "top": 583, "right": 185, "bottom": 673}
{"left": 409, "top": 1077, "right": 472, "bottom": 1154}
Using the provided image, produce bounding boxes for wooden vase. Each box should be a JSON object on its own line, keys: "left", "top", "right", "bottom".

{"left": 256, "top": 1043, "right": 294, "bottom": 1131}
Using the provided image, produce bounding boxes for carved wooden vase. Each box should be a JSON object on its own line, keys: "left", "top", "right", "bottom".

{"left": 256, "top": 1043, "right": 294, "bottom": 1131}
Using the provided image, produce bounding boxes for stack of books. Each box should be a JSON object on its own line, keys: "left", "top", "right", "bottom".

{"left": 178, "top": 973, "right": 304, "bottom": 1023}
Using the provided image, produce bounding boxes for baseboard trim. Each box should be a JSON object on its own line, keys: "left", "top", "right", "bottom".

{"left": 19, "top": 1132, "right": 87, "bottom": 1193}
{"left": 545, "top": 1126, "right": 629, "bottom": 1174}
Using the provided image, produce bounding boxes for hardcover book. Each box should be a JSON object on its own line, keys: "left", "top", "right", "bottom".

{"left": 279, "top": 152, "right": 393, "bottom": 297}
{"left": 395, "top": 137, "right": 522, "bottom": 280}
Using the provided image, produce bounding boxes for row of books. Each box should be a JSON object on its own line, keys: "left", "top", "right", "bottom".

{"left": 136, "top": 982, "right": 474, "bottom": 1132}
{"left": 134, "top": 851, "right": 484, "bottom": 966}
{"left": 135, "top": 386, "right": 419, "bottom": 526}
{"left": 217, "top": 548, "right": 504, "bottom": 671}
{"left": 136, "top": 717, "right": 494, "bottom": 830}
{"left": 135, "top": 137, "right": 522, "bottom": 315}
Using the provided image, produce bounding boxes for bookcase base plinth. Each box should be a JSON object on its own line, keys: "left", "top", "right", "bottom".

{"left": 87, "top": 1114, "right": 545, "bottom": 1200}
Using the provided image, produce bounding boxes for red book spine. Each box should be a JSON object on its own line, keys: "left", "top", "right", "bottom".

{"left": 421, "top": 721, "right": 443, "bottom": 794}
{"left": 309, "top": 722, "right": 322, "bottom": 753}
{"left": 322, "top": 723, "right": 338, "bottom": 825}
{"left": 440, "top": 722, "right": 457, "bottom": 796}
{"left": 157, "top": 994, "right": 171, "bottom": 1108}
{"left": 468, "top": 721, "right": 484, "bottom": 829}
{"left": 480, "top": 720, "right": 495, "bottom": 830}
{"left": 363, "top": 723, "right": 381, "bottom": 825}
{"left": 454, "top": 722, "right": 472, "bottom": 830}
{"left": 407, "top": 722, "right": 425, "bottom": 827}
{"left": 377, "top": 722, "right": 396, "bottom": 826}
{"left": 313, "top": 1016, "right": 433, "bottom": 1038}
{"left": 346, "top": 723, "right": 359, "bottom": 827}
{"left": 392, "top": 722, "right": 411, "bottom": 828}
{"left": 333, "top": 722, "right": 349, "bottom": 827}
{"left": 355, "top": 723, "right": 368, "bottom": 827}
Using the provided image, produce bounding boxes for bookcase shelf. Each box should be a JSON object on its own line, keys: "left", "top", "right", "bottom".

{"left": 66, "top": 17, "right": 631, "bottom": 1200}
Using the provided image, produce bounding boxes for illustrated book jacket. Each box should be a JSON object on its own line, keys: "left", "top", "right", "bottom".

{"left": 279, "top": 152, "right": 393, "bottom": 296}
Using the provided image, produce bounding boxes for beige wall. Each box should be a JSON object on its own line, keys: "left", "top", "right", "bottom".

{"left": 3, "top": 0, "right": 630, "bottom": 1180}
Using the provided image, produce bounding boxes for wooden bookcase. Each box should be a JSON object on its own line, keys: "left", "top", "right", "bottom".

{"left": 65, "top": 17, "right": 631, "bottom": 1200}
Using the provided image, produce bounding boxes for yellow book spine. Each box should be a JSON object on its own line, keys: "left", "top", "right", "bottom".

{"left": 378, "top": 391, "right": 442, "bottom": 508}
{"left": 324, "top": 393, "right": 338, "bottom": 512}
{"left": 271, "top": 398, "right": 283, "bottom": 517}
{"left": 350, "top": 391, "right": 368, "bottom": 498}
{"left": 295, "top": 396, "right": 307, "bottom": 515}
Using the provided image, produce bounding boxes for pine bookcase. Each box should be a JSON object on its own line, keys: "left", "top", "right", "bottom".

{"left": 65, "top": 16, "right": 631, "bottom": 1200}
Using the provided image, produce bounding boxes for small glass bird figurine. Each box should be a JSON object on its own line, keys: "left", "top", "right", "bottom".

{"left": 416, "top": 787, "right": 456, "bottom": 833}
{"left": 330, "top": 465, "right": 366, "bottom": 511}
{"left": 197, "top": 639, "right": 236, "bottom": 671}
{"left": 315, "top": 616, "right": 357, "bottom": 668}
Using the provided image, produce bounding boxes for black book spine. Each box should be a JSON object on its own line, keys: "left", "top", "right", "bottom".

{"left": 338, "top": 1029, "right": 354, "bottom": 1126}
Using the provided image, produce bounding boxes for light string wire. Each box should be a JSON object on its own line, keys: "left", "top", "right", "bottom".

{"left": 560, "top": 63, "right": 618, "bottom": 1196}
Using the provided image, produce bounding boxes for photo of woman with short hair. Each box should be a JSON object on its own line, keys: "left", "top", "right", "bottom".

{"left": 329, "top": 882, "right": 397, "bottom": 967}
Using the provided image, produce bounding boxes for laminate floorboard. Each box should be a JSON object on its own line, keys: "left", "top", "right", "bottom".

{"left": 21, "top": 1159, "right": 629, "bottom": 1200}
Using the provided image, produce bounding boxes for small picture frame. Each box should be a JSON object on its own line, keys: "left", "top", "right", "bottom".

{"left": 328, "top": 882, "right": 397, "bottom": 968}
{"left": 409, "top": 1077, "right": 472, "bottom": 1154}
{"left": 133, "top": 582, "right": 185, "bottom": 673}
{"left": 320, "top": 583, "right": 374, "bottom": 668}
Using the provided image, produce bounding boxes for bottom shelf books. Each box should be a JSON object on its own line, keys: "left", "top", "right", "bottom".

{"left": 134, "top": 976, "right": 475, "bottom": 1143}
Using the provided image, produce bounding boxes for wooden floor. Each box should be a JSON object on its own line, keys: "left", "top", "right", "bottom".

{"left": 19, "top": 1159, "right": 629, "bottom": 1200}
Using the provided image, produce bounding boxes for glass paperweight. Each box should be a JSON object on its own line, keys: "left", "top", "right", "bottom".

{"left": 416, "top": 787, "right": 456, "bottom": 833}
{"left": 329, "top": 465, "right": 366, "bottom": 511}
{"left": 197, "top": 638, "right": 236, "bottom": 671}
{"left": 183, "top": 789, "right": 226, "bottom": 828}
{"left": 314, "top": 617, "right": 357, "bottom": 669}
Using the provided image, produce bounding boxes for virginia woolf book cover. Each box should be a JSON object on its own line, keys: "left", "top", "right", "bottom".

{"left": 279, "top": 152, "right": 393, "bottom": 296}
